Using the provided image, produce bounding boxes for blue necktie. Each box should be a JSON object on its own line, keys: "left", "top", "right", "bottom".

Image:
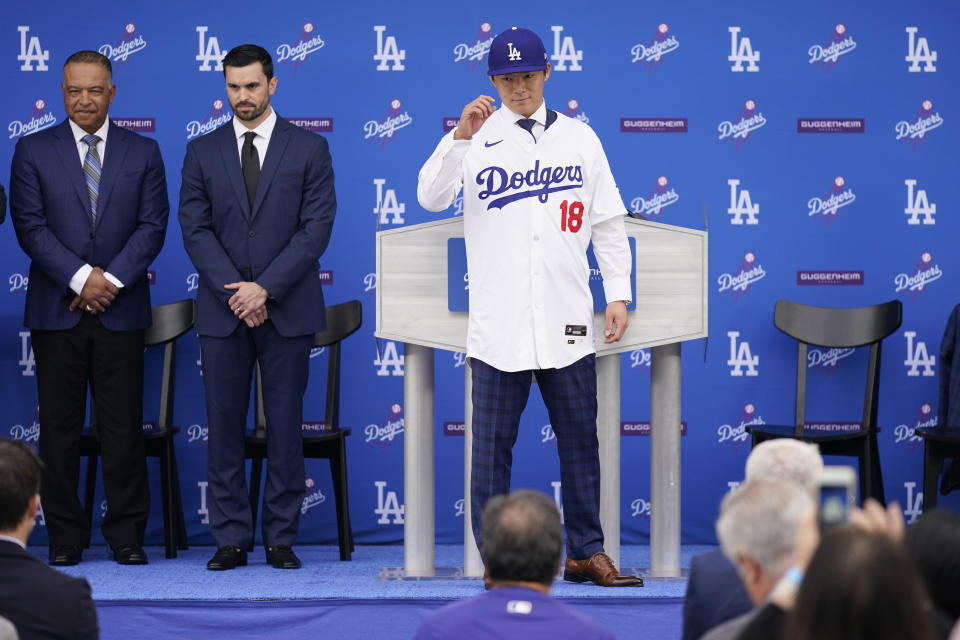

{"left": 82, "top": 134, "right": 101, "bottom": 224}
{"left": 516, "top": 118, "right": 537, "bottom": 142}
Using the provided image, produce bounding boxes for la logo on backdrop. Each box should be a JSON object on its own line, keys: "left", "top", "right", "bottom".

{"left": 17, "top": 26, "right": 49, "bottom": 71}
{"left": 186, "top": 99, "right": 232, "bottom": 140}
{"left": 196, "top": 26, "right": 227, "bottom": 72}
{"left": 728, "top": 26, "right": 759, "bottom": 72}
{"left": 453, "top": 22, "right": 493, "bottom": 71}
{"left": 373, "top": 25, "right": 405, "bottom": 71}
{"left": 364, "top": 99, "right": 412, "bottom": 149}
{"left": 718, "top": 100, "right": 766, "bottom": 148}
{"left": 808, "top": 176, "right": 856, "bottom": 225}
{"left": 99, "top": 23, "right": 147, "bottom": 69}
{"left": 631, "top": 23, "right": 680, "bottom": 72}
{"left": 904, "top": 179, "right": 936, "bottom": 225}
{"left": 808, "top": 24, "right": 856, "bottom": 73}
{"left": 630, "top": 176, "right": 679, "bottom": 220}
{"left": 9, "top": 99, "right": 56, "bottom": 140}
{"left": 276, "top": 22, "right": 325, "bottom": 71}
{"left": 896, "top": 100, "right": 944, "bottom": 149}
{"left": 550, "top": 25, "right": 582, "bottom": 71}
{"left": 717, "top": 252, "right": 766, "bottom": 301}
{"left": 905, "top": 27, "right": 937, "bottom": 72}
{"left": 727, "top": 179, "right": 759, "bottom": 225}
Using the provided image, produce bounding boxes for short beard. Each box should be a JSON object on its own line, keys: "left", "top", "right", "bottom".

{"left": 233, "top": 101, "right": 267, "bottom": 122}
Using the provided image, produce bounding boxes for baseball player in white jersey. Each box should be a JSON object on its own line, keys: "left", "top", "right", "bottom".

{"left": 418, "top": 26, "right": 640, "bottom": 587}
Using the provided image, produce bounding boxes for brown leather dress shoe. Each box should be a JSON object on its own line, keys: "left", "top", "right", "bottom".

{"left": 564, "top": 552, "right": 644, "bottom": 587}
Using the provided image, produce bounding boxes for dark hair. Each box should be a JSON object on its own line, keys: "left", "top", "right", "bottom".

{"left": 782, "top": 528, "right": 936, "bottom": 640}
{"left": 905, "top": 509, "right": 960, "bottom": 619}
{"left": 222, "top": 44, "right": 273, "bottom": 80}
{"left": 0, "top": 439, "right": 43, "bottom": 531}
{"left": 63, "top": 50, "right": 112, "bottom": 78}
{"left": 481, "top": 489, "right": 562, "bottom": 586}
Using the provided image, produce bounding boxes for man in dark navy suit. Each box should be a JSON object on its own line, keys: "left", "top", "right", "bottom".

{"left": 178, "top": 44, "right": 336, "bottom": 571}
{"left": 9, "top": 50, "right": 169, "bottom": 567}
{"left": 0, "top": 438, "right": 98, "bottom": 639}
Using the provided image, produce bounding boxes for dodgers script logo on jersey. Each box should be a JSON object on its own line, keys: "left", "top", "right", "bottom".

{"left": 196, "top": 26, "right": 227, "bottom": 72}
{"left": 374, "top": 25, "right": 405, "bottom": 71}
{"left": 904, "top": 330, "right": 936, "bottom": 377}
{"left": 808, "top": 176, "right": 855, "bottom": 225}
{"left": 728, "top": 26, "right": 759, "bottom": 72}
{"left": 728, "top": 179, "right": 759, "bottom": 225}
{"left": 631, "top": 23, "right": 679, "bottom": 71}
{"left": 630, "top": 176, "right": 678, "bottom": 219}
{"left": 717, "top": 252, "right": 765, "bottom": 300}
{"left": 9, "top": 99, "right": 57, "bottom": 140}
{"left": 894, "top": 252, "right": 942, "bottom": 300}
{"left": 896, "top": 100, "right": 943, "bottom": 149}
{"left": 895, "top": 403, "right": 934, "bottom": 451}
{"left": 475, "top": 161, "right": 584, "bottom": 211}
{"left": 905, "top": 27, "right": 937, "bottom": 72}
{"left": 373, "top": 178, "right": 405, "bottom": 225}
{"left": 563, "top": 99, "right": 589, "bottom": 124}
{"left": 718, "top": 403, "right": 764, "bottom": 447}
{"left": 99, "top": 23, "right": 147, "bottom": 69}
{"left": 454, "top": 22, "right": 493, "bottom": 71}
{"left": 365, "top": 403, "right": 404, "bottom": 451}
{"left": 17, "top": 26, "right": 48, "bottom": 71}
{"left": 904, "top": 179, "right": 936, "bottom": 225}
{"left": 276, "top": 22, "right": 325, "bottom": 71}
{"left": 186, "top": 99, "right": 232, "bottom": 141}
{"left": 808, "top": 24, "right": 856, "bottom": 73}
{"left": 718, "top": 100, "right": 766, "bottom": 148}
{"left": 727, "top": 332, "right": 759, "bottom": 376}
{"left": 364, "top": 99, "right": 412, "bottom": 148}
{"left": 551, "top": 26, "right": 582, "bottom": 71}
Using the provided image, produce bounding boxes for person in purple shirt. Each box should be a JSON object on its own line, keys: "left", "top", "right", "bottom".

{"left": 413, "top": 489, "right": 613, "bottom": 640}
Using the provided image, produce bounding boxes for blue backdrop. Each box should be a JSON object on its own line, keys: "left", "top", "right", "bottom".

{"left": 2, "top": 0, "right": 958, "bottom": 549}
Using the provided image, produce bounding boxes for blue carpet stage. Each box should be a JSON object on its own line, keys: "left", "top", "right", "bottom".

{"left": 38, "top": 544, "right": 706, "bottom": 640}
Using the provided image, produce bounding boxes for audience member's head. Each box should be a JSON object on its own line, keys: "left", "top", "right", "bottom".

{"left": 0, "top": 438, "right": 43, "bottom": 540}
{"left": 906, "top": 509, "right": 960, "bottom": 622}
{"left": 783, "top": 527, "right": 936, "bottom": 640}
{"left": 716, "top": 478, "right": 813, "bottom": 605}
{"left": 744, "top": 439, "right": 823, "bottom": 494}
{"left": 481, "top": 489, "right": 563, "bottom": 589}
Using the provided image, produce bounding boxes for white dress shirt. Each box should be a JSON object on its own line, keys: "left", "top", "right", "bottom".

{"left": 232, "top": 108, "right": 277, "bottom": 166}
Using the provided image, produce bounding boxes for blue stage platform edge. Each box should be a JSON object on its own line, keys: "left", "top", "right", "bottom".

{"left": 45, "top": 544, "right": 702, "bottom": 640}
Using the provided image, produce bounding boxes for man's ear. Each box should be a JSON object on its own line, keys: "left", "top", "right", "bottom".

{"left": 26, "top": 494, "right": 40, "bottom": 522}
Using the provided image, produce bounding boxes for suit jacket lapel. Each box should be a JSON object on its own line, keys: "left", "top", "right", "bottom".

{"left": 52, "top": 122, "right": 90, "bottom": 222}
{"left": 94, "top": 121, "right": 128, "bottom": 228}
{"left": 218, "top": 121, "right": 251, "bottom": 218}
{"left": 251, "top": 117, "right": 291, "bottom": 220}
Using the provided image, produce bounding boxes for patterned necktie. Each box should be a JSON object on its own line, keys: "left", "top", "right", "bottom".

{"left": 241, "top": 131, "right": 260, "bottom": 210}
{"left": 82, "top": 134, "right": 101, "bottom": 224}
{"left": 516, "top": 118, "right": 537, "bottom": 142}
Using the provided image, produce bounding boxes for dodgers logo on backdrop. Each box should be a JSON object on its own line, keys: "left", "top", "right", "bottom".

{"left": 727, "top": 179, "right": 759, "bottom": 225}
{"left": 630, "top": 348, "right": 651, "bottom": 372}
{"left": 364, "top": 99, "right": 412, "bottom": 148}
{"left": 727, "top": 332, "right": 759, "bottom": 376}
{"left": 454, "top": 498, "right": 464, "bottom": 517}
{"left": 895, "top": 403, "right": 935, "bottom": 451}
{"left": 373, "top": 178, "right": 405, "bottom": 225}
{"left": 894, "top": 252, "right": 942, "bottom": 299}
{"left": 9, "top": 273, "right": 28, "bottom": 294}
{"left": 718, "top": 403, "right": 764, "bottom": 447}
{"left": 718, "top": 100, "right": 766, "bottom": 148}
{"left": 186, "top": 99, "right": 232, "bottom": 140}
{"left": 808, "top": 24, "right": 856, "bottom": 72}
{"left": 896, "top": 100, "right": 943, "bottom": 149}
{"left": 808, "top": 176, "right": 855, "bottom": 224}
{"left": 807, "top": 347, "right": 855, "bottom": 375}
{"left": 728, "top": 26, "right": 759, "bottom": 71}
{"left": 186, "top": 273, "right": 199, "bottom": 292}
{"left": 717, "top": 253, "right": 765, "bottom": 300}
{"left": 630, "top": 176, "right": 678, "bottom": 219}
{"left": 903, "top": 481, "right": 923, "bottom": 523}
{"left": 301, "top": 478, "right": 326, "bottom": 515}
{"left": 475, "top": 162, "right": 583, "bottom": 211}
{"left": 563, "top": 99, "right": 589, "bottom": 124}
{"left": 187, "top": 423, "right": 208, "bottom": 446}
{"left": 277, "top": 22, "right": 325, "bottom": 71}
{"left": 375, "top": 480, "right": 404, "bottom": 524}
{"left": 631, "top": 498, "right": 652, "bottom": 518}
{"left": 100, "top": 23, "right": 147, "bottom": 68}
{"left": 452, "top": 352, "right": 466, "bottom": 368}
{"left": 17, "top": 26, "right": 49, "bottom": 71}
{"left": 363, "top": 272, "right": 377, "bottom": 293}
{"left": 540, "top": 424, "right": 556, "bottom": 444}
{"left": 374, "top": 341, "right": 404, "bottom": 376}
{"left": 374, "top": 26, "right": 405, "bottom": 71}
{"left": 196, "top": 26, "right": 227, "bottom": 72}
{"left": 904, "top": 330, "right": 936, "bottom": 377}
{"left": 9, "top": 99, "right": 57, "bottom": 140}
{"left": 631, "top": 23, "right": 679, "bottom": 71}
{"left": 551, "top": 26, "right": 582, "bottom": 71}
{"left": 454, "top": 22, "right": 493, "bottom": 71}
{"left": 904, "top": 179, "right": 936, "bottom": 225}
{"left": 905, "top": 27, "right": 937, "bottom": 72}
{"left": 9, "top": 407, "right": 40, "bottom": 451}
{"left": 365, "top": 403, "right": 404, "bottom": 450}
{"left": 19, "top": 331, "right": 35, "bottom": 376}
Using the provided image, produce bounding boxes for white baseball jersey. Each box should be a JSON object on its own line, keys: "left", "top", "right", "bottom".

{"left": 418, "top": 103, "right": 631, "bottom": 372}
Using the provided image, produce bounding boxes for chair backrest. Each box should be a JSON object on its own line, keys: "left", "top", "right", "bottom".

{"left": 253, "top": 300, "right": 363, "bottom": 435}
{"left": 773, "top": 299, "right": 902, "bottom": 434}
{"left": 149, "top": 300, "right": 196, "bottom": 430}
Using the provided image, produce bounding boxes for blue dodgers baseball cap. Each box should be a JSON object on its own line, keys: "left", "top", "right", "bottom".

{"left": 487, "top": 27, "right": 548, "bottom": 76}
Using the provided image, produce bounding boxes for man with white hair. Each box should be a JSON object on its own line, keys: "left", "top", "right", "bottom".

{"left": 682, "top": 439, "right": 822, "bottom": 640}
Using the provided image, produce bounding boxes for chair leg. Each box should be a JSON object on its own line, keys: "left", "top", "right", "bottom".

{"left": 330, "top": 440, "right": 351, "bottom": 561}
{"left": 158, "top": 440, "right": 176, "bottom": 559}
{"left": 248, "top": 456, "right": 264, "bottom": 552}
{"left": 867, "top": 433, "right": 885, "bottom": 505}
{"left": 83, "top": 453, "right": 99, "bottom": 548}
{"left": 169, "top": 449, "right": 189, "bottom": 550}
{"left": 923, "top": 442, "right": 941, "bottom": 512}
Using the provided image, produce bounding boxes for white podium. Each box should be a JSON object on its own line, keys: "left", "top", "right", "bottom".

{"left": 376, "top": 216, "right": 707, "bottom": 578}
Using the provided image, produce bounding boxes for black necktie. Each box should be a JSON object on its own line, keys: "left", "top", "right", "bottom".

{"left": 241, "top": 131, "right": 260, "bottom": 210}
{"left": 516, "top": 118, "right": 537, "bottom": 142}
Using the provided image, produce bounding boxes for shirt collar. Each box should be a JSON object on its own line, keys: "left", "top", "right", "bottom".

{"left": 233, "top": 107, "right": 277, "bottom": 142}
{"left": 69, "top": 118, "right": 109, "bottom": 145}
{"left": 502, "top": 101, "right": 547, "bottom": 127}
{"left": 0, "top": 534, "right": 25, "bottom": 550}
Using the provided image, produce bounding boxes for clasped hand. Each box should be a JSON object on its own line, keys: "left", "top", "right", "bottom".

{"left": 225, "top": 281, "right": 269, "bottom": 327}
